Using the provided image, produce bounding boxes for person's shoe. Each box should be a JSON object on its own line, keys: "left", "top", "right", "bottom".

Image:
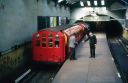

{"left": 89, "top": 56, "right": 93, "bottom": 58}
{"left": 70, "top": 58, "right": 73, "bottom": 60}
{"left": 92, "top": 56, "right": 95, "bottom": 58}
{"left": 73, "top": 58, "right": 77, "bottom": 60}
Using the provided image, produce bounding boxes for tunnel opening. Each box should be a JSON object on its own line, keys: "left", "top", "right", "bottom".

{"left": 75, "top": 20, "right": 123, "bottom": 38}
{"left": 105, "top": 20, "right": 123, "bottom": 38}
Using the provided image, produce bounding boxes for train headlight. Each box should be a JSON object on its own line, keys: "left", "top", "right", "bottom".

{"left": 36, "top": 34, "right": 40, "bottom": 38}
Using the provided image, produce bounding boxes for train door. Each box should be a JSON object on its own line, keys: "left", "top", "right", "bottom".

{"left": 32, "top": 31, "right": 47, "bottom": 62}
{"left": 45, "top": 32, "right": 55, "bottom": 62}
{"left": 54, "top": 32, "right": 65, "bottom": 62}
{"left": 33, "top": 31, "right": 52, "bottom": 62}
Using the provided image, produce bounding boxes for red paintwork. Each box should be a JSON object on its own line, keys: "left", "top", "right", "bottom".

{"left": 32, "top": 23, "right": 87, "bottom": 63}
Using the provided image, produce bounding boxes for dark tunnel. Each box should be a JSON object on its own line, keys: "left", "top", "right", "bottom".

{"left": 76, "top": 20, "right": 123, "bottom": 37}
{"left": 105, "top": 20, "right": 123, "bottom": 37}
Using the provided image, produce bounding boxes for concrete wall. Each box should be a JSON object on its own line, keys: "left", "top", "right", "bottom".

{"left": 38, "top": 0, "right": 70, "bottom": 17}
{"left": 0, "top": 0, "right": 70, "bottom": 52}
{"left": 0, "top": 0, "right": 37, "bottom": 52}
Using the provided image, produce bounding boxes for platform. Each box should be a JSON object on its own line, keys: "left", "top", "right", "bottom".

{"left": 52, "top": 33, "right": 123, "bottom": 83}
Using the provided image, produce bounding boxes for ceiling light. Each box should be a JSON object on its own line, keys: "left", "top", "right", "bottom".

{"left": 101, "top": 0, "right": 105, "bottom": 5}
{"left": 80, "top": 1, "right": 84, "bottom": 6}
{"left": 58, "top": 0, "right": 63, "bottom": 3}
{"left": 87, "top": 1, "right": 91, "bottom": 6}
{"left": 94, "top": 0, "right": 97, "bottom": 6}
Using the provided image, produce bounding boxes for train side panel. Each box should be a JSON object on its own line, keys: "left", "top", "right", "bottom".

{"left": 64, "top": 24, "right": 85, "bottom": 43}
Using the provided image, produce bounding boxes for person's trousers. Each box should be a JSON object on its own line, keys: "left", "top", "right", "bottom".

{"left": 90, "top": 46, "right": 95, "bottom": 57}
{"left": 70, "top": 47, "right": 76, "bottom": 59}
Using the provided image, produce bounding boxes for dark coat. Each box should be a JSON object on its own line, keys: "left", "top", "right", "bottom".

{"left": 85, "top": 28, "right": 90, "bottom": 37}
{"left": 89, "top": 35, "right": 97, "bottom": 47}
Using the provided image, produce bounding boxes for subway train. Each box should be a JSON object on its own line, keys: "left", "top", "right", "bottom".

{"left": 32, "top": 23, "right": 87, "bottom": 64}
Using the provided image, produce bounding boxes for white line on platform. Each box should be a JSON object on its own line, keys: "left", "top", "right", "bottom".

{"left": 15, "top": 69, "right": 31, "bottom": 83}
{"left": 117, "top": 72, "right": 121, "bottom": 78}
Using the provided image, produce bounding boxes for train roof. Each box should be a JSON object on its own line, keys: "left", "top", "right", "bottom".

{"left": 39, "top": 24, "right": 74, "bottom": 32}
{"left": 38, "top": 23, "right": 83, "bottom": 33}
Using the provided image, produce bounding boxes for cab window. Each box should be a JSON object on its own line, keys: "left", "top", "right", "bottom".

{"left": 48, "top": 34, "right": 53, "bottom": 47}
{"left": 55, "top": 35, "right": 60, "bottom": 48}
{"left": 42, "top": 34, "right": 46, "bottom": 47}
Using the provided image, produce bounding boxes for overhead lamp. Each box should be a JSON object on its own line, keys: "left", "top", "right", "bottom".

{"left": 80, "top": 1, "right": 84, "bottom": 6}
{"left": 101, "top": 0, "right": 105, "bottom": 5}
{"left": 58, "top": 0, "right": 63, "bottom": 3}
{"left": 87, "top": 1, "right": 91, "bottom": 6}
{"left": 94, "top": 0, "right": 97, "bottom": 6}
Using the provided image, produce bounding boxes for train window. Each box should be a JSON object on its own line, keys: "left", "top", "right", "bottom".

{"left": 42, "top": 34, "right": 46, "bottom": 47}
{"left": 48, "top": 34, "right": 53, "bottom": 38}
{"left": 55, "top": 35, "right": 59, "bottom": 48}
{"left": 36, "top": 34, "right": 40, "bottom": 46}
{"left": 48, "top": 34, "right": 53, "bottom": 47}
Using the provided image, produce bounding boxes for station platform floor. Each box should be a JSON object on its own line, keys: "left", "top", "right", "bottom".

{"left": 52, "top": 33, "right": 123, "bottom": 83}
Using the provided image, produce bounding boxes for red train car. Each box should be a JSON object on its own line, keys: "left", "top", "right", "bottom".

{"left": 32, "top": 23, "right": 87, "bottom": 64}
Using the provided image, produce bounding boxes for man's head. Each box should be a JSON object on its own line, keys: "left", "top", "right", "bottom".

{"left": 89, "top": 32, "right": 93, "bottom": 36}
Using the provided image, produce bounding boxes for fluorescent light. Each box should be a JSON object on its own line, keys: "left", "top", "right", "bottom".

{"left": 94, "top": 0, "right": 97, "bottom": 6}
{"left": 80, "top": 1, "right": 84, "bottom": 6}
{"left": 58, "top": 0, "right": 63, "bottom": 3}
{"left": 101, "top": 0, "right": 105, "bottom": 5}
{"left": 87, "top": 1, "right": 91, "bottom": 6}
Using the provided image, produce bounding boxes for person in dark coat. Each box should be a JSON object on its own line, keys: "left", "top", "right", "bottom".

{"left": 89, "top": 32, "right": 97, "bottom": 58}
{"left": 84, "top": 24, "right": 90, "bottom": 42}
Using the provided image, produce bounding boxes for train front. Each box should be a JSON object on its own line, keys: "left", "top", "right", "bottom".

{"left": 32, "top": 30, "right": 66, "bottom": 64}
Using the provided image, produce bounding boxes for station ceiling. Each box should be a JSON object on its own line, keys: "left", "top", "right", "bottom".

{"left": 52, "top": 0, "right": 128, "bottom": 8}
{"left": 51, "top": 0, "right": 127, "bottom": 21}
